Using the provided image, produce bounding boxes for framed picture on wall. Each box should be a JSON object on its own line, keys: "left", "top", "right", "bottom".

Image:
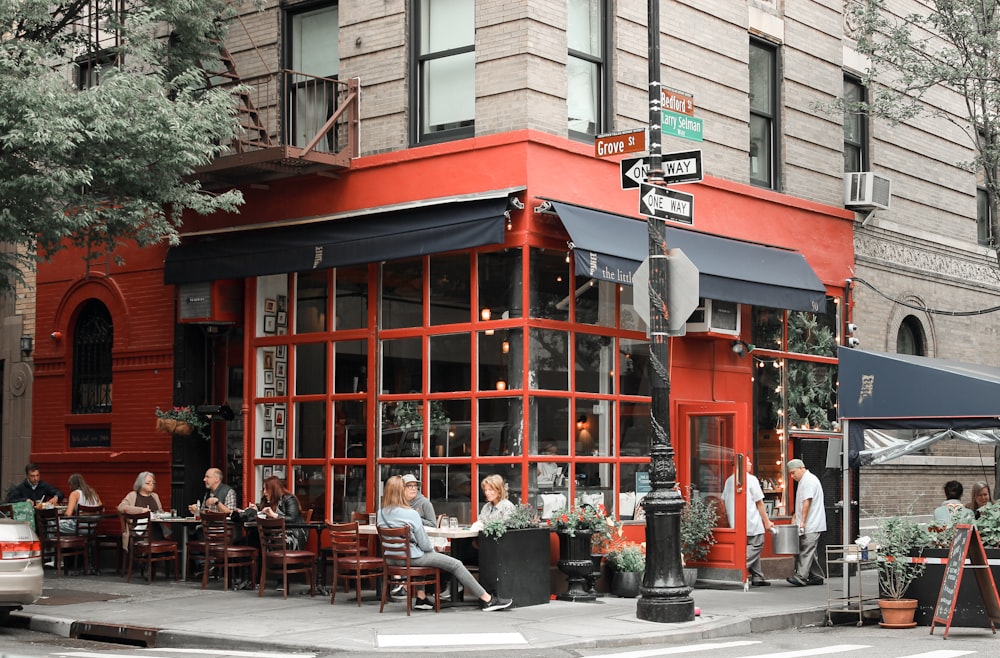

{"left": 264, "top": 419, "right": 272, "bottom": 432}
{"left": 263, "top": 370, "right": 274, "bottom": 385}
{"left": 276, "top": 438, "right": 285, "bottom": 458}
{"left": 275, "top": 362, "right": 286, "bottom": 378}
{"left": 263, "top": 351, "right": 275, "bottom": 370}
{"left": 275, "top": 378, "right": 286, "bottom": 395}
{"left": 764, "top": 500, "right": 775, "bottom": 516}
{"left": 261, "top": 438, "right": 274, "bottom": 458}
{"left": 272, "top": 465, "right": 285, "bottom": 479}
{"left": 264, "top": 315, "right": 276, "bottom": 334}
{"left": 277, "top": 311, "right": 287, "bottom": 327}
{"left": 275, "top": 407, "right": 285, "bottom": 426}
{"left": 263, "top": 466, "right": 273, "bottom": 478}
{"left": 275, "top": 427, "right": 285, "bottom": 440}
{"left": 263, "top": 387, "right": 275, "bottom": 398}
{"left": 277, "top": 294, "right": 287, "bottom": 312}
{"left": 276, "top": 345, "right": 286, "bottom": 360}
{"left": 264, "top": 405, "right": 273, "bottom": 419}
{"left": 264, "top": 298, "right": 277, "bottom": 313}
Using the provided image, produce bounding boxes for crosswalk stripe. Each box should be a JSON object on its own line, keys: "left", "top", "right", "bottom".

{"left": 377, "top": 631, "right": 527, "bottom": 647}
{"left": 896, "top": 652, "right": 976, "bottom": 658}
{"left": 585, "top": 640, "right": 761, "bottom": 657}
{"left": 141, "top": 649, "right": 316, "bottom": 657}
{"left": 749, "top": 646, "right": 872, "bottom": 658}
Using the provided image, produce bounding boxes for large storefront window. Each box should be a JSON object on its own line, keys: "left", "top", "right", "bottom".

{"left": 248, "top": 246, "right": 657, "bottom": 526}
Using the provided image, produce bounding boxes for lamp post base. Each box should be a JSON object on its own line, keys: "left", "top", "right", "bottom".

{"left": 636, "top": 594, "right": 696, "bottom": 623}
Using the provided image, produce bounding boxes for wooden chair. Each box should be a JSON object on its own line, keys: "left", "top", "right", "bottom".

{"left": 123, "top": 510, "right": 178, "bottom": 583}
{"left": 377, "top": 524, "right": 440, "bottom": 615}
{"left": 78, "top": 504, "right": 123, "bottom": 574}
{"left": 257, "top": 516, "right": 316, "bottom": 599}
{"left": 327, "top": 521, "right": 385, "bottom": 606}
{"left": 35, "top": 507, "right": 89, "bottom": 577}
{"left": 201, "top": 510, "right": 258, "bottom": 591}
{"left": 74, "top": 504, "right": 104, "bottom": 575}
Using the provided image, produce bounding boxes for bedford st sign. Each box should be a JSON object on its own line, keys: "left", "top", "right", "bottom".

{"left": 595, "top": 127, "right": 648, "bottom": 158}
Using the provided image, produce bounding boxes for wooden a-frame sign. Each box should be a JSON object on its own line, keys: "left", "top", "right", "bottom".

{"left": 931, "top": 524, "right": 1000, "bottom": 638}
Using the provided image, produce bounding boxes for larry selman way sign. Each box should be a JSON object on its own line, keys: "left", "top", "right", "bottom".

{"left": 639, "top": 182, "right": 694, "bottom": 225}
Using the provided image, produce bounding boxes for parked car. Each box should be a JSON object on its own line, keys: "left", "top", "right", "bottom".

{"left": 0, "top": 517, "right": 43, "bottom": 624}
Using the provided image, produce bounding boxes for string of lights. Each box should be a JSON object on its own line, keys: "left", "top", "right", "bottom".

{"left": 850, "top": 277, "right": 1000, "bottom": 316}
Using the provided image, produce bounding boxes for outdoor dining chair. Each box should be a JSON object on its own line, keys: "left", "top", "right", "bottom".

{"left": 257, "top": 516, "right": 315, "bottom": 599}
{"left": 123, "top": 510, "right": 178, "bottom": 583}
{"left": 201, "top": 510, "right": 258, "bottom": 591}
{"left": 377, "top": 524, "right": 440, "bottom": 615}
{"left": 327, "top": 521, "right": 385, "bottom": 606}
{"left": 35, "top": 506, "right": 88, "bottom": 577}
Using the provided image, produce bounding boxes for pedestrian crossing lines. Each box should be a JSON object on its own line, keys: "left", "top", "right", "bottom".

{"left": 582, "top": 641, "right": 978, "bottom": 658}
{"left": 51, "top": 649, "right": 317, "bottom": 658}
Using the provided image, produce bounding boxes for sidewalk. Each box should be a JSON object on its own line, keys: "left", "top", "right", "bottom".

{"left": 13, "top": 573, "right": 834, "bottom": 653}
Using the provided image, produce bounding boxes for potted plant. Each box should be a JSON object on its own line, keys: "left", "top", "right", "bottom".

{"left": 606, "top": 540, "right": 645, "bottom": 598}
{"left": 155, "top": 405, "right": 207, "bottom": 436}
{"left": 873, "top": 516, "right": 929, "bottom": 628}
{"left": 550, "top": 504, "right": 614, "bottom": 601}
{"left": 478, "top": 504, "right": 551, "bottom": 607}
{"left": 680, "top": 489, "right": 718, "bottom": 586}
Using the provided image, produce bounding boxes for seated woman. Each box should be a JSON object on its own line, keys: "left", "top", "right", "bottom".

{"left": 967, "top": 481, "right": 993, "bottom": 520}
{"left": 377, "top": 475, "right": 512, "bottom": 612}
{"left": 476, "top": 474, "right": 516, "bottom": 525}
{"left": 117, "top": 471, "right": 166, "bottom": 547}
{"left": 245, "top": 476, "right": 307, "bottom": 550}
{"left": 59, "top": 473, "right": 101, "bottom": 535}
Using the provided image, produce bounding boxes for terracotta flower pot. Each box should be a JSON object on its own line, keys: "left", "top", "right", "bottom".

{"left": 156, "top": 418, "right": 193, "bottom": 435}
{"left": 878, "top": 598, "right": 918, "bottom": 628}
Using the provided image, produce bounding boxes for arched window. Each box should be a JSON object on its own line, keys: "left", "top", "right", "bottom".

{"left": 72, "top": 300, "right": 113, "bottom": 414}
{"left": 896, "top": 315, "right": 925, "bottom": 356}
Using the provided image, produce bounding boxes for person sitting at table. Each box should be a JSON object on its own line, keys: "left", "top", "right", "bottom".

{"left": 189, "top": 467, "right": 238, "bottom": 516}
{"left": 246, "top": 476, "right": 307, "bottom": 550}
{"left": 402, "top": 473, "right": 437, "bottom": 527}
{"left": 59, "top": 473, "right": 101, "bottom": 535}
{"left": 117, "top": 471, "right": 166, "bottom": 549}
{"left": 476, "top": 474, "right": 516, "bottom": 524}
{"left": 7, "top": 463, "right": 63, "bottom": 507}
{"left": 377, "top": 475, "right": 513, "bottom": 612}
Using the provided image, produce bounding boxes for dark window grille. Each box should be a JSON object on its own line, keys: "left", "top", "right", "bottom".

{"left": 72, "top": 301, "right": 113, "bottom": 414}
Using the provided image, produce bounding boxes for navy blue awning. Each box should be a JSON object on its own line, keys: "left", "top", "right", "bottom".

{"left": 165, "top": 194, "right": 513, "bottom": 284}
{"left": 839, "top": 348, "right": 1000, "bottom": 464}
{"left": 546, "top": 200, "right": 827, "bottom": 312}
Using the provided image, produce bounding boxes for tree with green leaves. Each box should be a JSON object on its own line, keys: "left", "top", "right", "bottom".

{"left": 0, "top": 0, "right": 246, "bottom": 292}
{"left": 845, "top": 0, "right": 1000, "bottom": 244}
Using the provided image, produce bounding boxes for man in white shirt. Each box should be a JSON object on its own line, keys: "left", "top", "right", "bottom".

{"left": 785, "top": 458, "right": 827, "bottom": 586}
{"left": 722, "top": 457, "right": 774, "bottom": 586}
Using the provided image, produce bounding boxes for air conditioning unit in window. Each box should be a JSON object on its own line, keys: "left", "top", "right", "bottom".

{"left": 844, "top": 172, "right": 892, "bottom": 210}
{"left": 685, "top": 299, "right": 741, "bottom": 336}
{"left": 178, "top": 280, "right": 243, "bottom": 324}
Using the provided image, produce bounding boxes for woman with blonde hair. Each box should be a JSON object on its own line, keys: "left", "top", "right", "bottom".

{"left": 967, "top": 481, "right": 993, "bottom": 519}
{"left": 478, "top": 474, "right": 515, "bottom": 524}
{"left": 377, "top": 475, "right": 512, "bottom": 612}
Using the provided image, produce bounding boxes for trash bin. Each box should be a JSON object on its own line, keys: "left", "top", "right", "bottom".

{"left": 772, "top": 525, "right": 800, "bottom": 554}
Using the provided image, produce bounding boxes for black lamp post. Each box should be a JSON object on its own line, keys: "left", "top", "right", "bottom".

{"left": 636, "top": 0, "right": 695, "bottom": 623}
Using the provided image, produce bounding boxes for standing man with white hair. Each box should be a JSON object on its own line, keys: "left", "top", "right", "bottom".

{"left": 785, "top": 458, "right": 826, "bottom": 586}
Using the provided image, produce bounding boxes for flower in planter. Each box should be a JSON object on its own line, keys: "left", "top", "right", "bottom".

{"left": 550, "top": 503, "right": 617, "bottom": 543}
{"left": 480, "top": 504, "right": 539, "bottom": 540}
{"left": 155, "top": 405, "right": 207, "bottom": 436}
{"left": 606, "top": 539, "right": 646, "bottom": 573}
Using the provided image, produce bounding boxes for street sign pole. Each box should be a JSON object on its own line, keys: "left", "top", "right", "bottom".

{"left": 637, "top": 0, "right": 694, "bottom": 625}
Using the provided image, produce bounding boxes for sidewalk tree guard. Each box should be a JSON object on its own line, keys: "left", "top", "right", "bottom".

{"left": 636, "top": 0, "right": 695, "bottom": 624}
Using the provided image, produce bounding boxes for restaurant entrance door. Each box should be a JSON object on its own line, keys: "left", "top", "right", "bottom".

{"left": 679, "top": 401, "right": 749, "bottom": 581}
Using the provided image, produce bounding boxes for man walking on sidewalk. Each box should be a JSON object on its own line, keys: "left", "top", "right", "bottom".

{"left": 785, "top": 458, "right": 826, "bottom": 587}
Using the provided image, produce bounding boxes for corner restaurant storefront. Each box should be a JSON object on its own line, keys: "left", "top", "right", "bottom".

{"left": 158, "top": 144, "right": 853, "bottom": 581}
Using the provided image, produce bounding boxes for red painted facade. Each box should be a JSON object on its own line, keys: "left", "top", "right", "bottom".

{"left": 31, "top": 131, "right": 855, "bottom": 577}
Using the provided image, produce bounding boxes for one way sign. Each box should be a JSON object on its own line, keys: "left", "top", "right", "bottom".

{"left": 639, "top": 182, "right": 694, "bottom": 224}
{"left": 620, "top": 150, "right": 703, "bottom": 189}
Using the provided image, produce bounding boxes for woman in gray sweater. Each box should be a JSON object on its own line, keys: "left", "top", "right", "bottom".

{"left": 377, "top": 475, "right": 512, "bottom": 612}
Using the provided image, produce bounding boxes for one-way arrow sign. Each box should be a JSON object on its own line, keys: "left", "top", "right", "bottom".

{"left": 639, "top": 182, "right": 694, "bottom": 224}
{"left": 621, "top": 150, "right": 703, "bottom": 190}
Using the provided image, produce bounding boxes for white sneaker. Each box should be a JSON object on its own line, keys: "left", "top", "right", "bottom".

{"left": 390, "top": 584, "right": 406, "bottom": 599}
{"left": 439, "top": 588, "right": 451, "bottom": 601}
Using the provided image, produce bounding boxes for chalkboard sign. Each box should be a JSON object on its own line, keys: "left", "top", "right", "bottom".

{"left": 931, "top": 524, "right": 1000, "bottom": 638}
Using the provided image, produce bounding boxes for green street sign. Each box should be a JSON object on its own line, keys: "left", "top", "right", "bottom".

{"left": 662, "top": 109, "right": 703, "bottom": 142}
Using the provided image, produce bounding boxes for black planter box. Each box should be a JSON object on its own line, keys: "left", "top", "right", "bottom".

{"left": 905, "top": 548, "right": 1000, "bottom": 627}
{"left": 478, "top": 527, "right": 552, "bottom": 607}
